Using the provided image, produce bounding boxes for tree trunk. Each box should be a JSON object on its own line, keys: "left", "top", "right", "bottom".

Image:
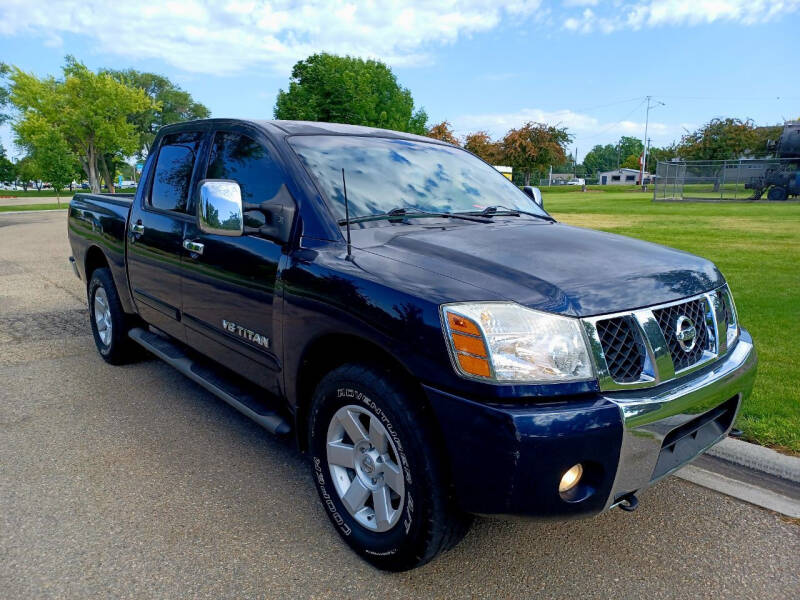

{"left": 524, "top": 171, "right": 531, "bottom": 186}
{"left": 100, "top": 156, "right": 115, "bottom": 194}
{"left": 84, "top": 143, "right": 101, "bottom": 193}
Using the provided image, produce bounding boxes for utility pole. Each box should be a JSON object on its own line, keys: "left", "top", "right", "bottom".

{"left": 640, "top": 95, "right": 665, "bottom": 189}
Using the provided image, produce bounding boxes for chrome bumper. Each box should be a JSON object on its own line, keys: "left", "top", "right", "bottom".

{"left": 602, "top": 329, "right": 757, "bottom": 509}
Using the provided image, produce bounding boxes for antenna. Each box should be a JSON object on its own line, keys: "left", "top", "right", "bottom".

{"left": 341, "top": 168, "right": 352, "bottom": 259}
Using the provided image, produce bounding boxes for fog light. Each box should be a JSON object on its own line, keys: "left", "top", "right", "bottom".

{"left": 559, "top": 463, "right": 583, "bottom": 493}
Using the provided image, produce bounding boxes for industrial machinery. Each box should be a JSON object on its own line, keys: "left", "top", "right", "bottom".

{"left": 746, "top": 121, "right": 800, "bottom": 200}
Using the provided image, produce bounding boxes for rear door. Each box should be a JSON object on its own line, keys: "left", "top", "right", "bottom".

{"left": 180, "top": 127, "right": 291, "bottom": 394}
{"left": 127, "top": 130, "right": 206, "bottom": 341}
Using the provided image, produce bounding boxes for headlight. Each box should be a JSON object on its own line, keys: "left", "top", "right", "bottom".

{"left": 441, "top": 302, "right": 594, "bottom": 383}
{"left": 722, "top": 286, "right": 739, "bottom": 347}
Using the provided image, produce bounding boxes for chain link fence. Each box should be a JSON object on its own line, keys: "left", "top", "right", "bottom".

{"left": 654, "top": 158, "right": 796, "bottom": 201}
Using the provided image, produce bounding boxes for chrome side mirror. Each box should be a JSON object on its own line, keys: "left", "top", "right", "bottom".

{"left": 523, "top": 186, "right": 543, "bottom": 208}
{"left": 198, "top": 180, "right": 243, "bottom": 236}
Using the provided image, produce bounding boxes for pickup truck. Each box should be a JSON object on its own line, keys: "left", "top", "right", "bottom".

{"left": 68, "top": 118, "right": 757, "bottom": 571}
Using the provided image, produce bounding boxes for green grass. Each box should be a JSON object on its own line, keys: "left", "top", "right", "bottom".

{"left": 0, "top": 189, "right": 83, "bottom": 197}
{"left": 543, "top": 190, "right": 800, "bottom": 453}
{"left": 0, "top": 203, "right": 67, "bottom": 212}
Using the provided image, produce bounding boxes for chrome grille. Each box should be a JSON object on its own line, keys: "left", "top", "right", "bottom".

{"left": 595, "top": 317, "right": 645, "bottom": 383}
{"left": 652, "top": 298, "right": 711, "bottom": 371}
{"left": 584, "top": 286, "right": 734, "bottom": 391}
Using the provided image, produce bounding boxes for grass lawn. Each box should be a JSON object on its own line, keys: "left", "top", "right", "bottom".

{"left": 543, "top": 189, "right": 800, "bottom": 453}
{"left": 0, "top": 203, "right": 67, "bottom": 212}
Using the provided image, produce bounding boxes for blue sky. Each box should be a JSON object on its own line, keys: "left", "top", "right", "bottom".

{"left": 1, "top": 1, "right": 798, "bottom": 161}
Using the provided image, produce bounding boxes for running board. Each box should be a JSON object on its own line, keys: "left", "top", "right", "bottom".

{"left": 128, "top": 327, "right": 291, "bottom": 435}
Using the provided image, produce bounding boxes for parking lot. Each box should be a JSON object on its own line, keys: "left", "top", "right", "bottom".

{"left": 1, "top": 210, "right": 799, "bottom": 599}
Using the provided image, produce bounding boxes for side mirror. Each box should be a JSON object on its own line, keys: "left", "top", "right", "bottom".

{"left": 198, "top": 180, "right": 243, "bottom": 236}
{"left": 243, "top": 184, "right": 296, "bottom": 245}
{"left": 523, "top": 186, "right": 543, "bottom": 208}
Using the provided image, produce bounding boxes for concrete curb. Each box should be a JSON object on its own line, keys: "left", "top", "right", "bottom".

{"left": 707, "top": 437, "right": 800, "bottom": 484}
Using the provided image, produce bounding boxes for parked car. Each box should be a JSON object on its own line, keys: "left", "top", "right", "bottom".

{"left": 67, "top": 119, "right": 757, "bottom": 571}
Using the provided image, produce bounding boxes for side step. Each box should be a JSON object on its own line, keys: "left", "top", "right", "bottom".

{"left": 128, "top": 327, "right": 291, "bottom": 435}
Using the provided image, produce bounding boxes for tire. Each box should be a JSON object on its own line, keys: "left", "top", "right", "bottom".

{"left": 308, "top": 363, "right": 470, "bottom": 571}
{"left": 767, "top": 186, "right": 787, "bottom": 201}
{"left": 87, "top": 268, "right": 137, "bottom": 365}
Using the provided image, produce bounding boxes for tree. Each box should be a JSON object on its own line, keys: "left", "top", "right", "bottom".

{"left": 618, "top": 136, "right": 644, "bottom": 162}
{"left": 0, "top": 62, "right": 11, "bottom": 124}
{"left": 621, "top": 154, "right": 640, "bottom": 170}
{"left": 502, "top": 122, "right": 571, "bottom": 186}
{"left": 646, "top": 144, "right": 677, "bottom": 173}
{"left": 464, "top": 131, "right": 503, "bottom": 164}
{"left": 103, "top": 69, "right": 210, "bottom": 156}
{"left": 426, "top": 121, "right": 459, "bottom": 145}
{"left": 15, "top": 155, "right": 40, "bottom": 191}
{"left": 677, "top": 118, "right": 762, "bottom": 161}
{"left": 0, "top": 144, "right": 15, "bottom": 183}
{"left": 582, "top": 143, "right": 616, "bottom": 175}
{"left": 32, "top": 130, "right": 80, "bottom": 204}
{"left": 274, "top": 53, "right": 428, "bottom": 134}
{"left": 10, "top": 56, "right": 156, "bottom": 193}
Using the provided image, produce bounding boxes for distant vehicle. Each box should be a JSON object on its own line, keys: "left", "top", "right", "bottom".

{"left": 81, "top": 183, "right": 90, "bottom": 189}
{"left": 745, "top": 121, "right": 800, "bottom": 200}
{"left": 68, "top": 118, "right": 756, "bottom": 571}
{"left": 119, "top": 180, "right": 137, "bottom": 188}
{"left": 566, "top": 178, "right": 585, "bottom": 186}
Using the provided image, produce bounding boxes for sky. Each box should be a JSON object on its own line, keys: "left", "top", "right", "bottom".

{"left": 1, "top": 0, "right": 799, "bottom": 161}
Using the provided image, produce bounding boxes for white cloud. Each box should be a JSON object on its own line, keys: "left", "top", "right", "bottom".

{"left": 0, "top": 1, "right": 795, "bottom": 76}
{"left": 562, "top": 0, "right": 800, "bottom": 33}
{"left": 0, "top": 0, "right": 543, "bottom": 75}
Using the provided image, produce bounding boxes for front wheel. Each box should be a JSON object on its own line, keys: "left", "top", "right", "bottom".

{"left": 767, "top": 186, "right": 788, "bottom": 201}
{"left": 308, "top": 363, "right": 470, "bottom": 571}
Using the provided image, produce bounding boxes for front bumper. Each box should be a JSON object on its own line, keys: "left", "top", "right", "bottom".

{"left": 425, "top": 330, "right": 757, "bottom": 518}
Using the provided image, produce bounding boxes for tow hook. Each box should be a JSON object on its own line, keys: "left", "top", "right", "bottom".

{"left": 617, "top": 493, "right": 639, "bottom": 512}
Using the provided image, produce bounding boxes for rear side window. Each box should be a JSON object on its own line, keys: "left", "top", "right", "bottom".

{"left": 150, "top": 132, "right": 203, "bottom": 212}
{"left": 206, "top": 132, "right": 285, "bottom": 204}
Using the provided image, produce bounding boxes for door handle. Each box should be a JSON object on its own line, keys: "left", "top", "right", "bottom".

{"left": 183, "top": 239, "right": 204, "bottom": 256}
{"left": 131, "top": 223, "right": 144, "bottom": 235}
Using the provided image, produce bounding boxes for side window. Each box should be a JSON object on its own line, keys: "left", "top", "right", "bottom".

{"left": 150, "top": 132, "right": 203, "bottom": 212}
{"left": 206, "top": 132, "right": 285, "bottom": 204}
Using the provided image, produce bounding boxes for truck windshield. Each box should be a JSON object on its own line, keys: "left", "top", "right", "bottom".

{"left": 289, "top": 135, "right": 548, "bottom": 221}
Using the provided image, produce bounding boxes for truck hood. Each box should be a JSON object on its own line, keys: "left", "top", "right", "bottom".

{"left": 353, "top": 220, "right": 724, "bottom": 317}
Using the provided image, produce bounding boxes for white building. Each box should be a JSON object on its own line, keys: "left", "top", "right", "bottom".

{"left": 597, "top": 168, "right": 652, "bottom": 185}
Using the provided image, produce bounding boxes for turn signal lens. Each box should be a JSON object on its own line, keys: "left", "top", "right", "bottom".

{"left": 559, "top": 463, "right": 584, "bottom": 493}
{"left": 457, "top": 353, "right": 491, "bottom": 377}
{"left": 447, "top": 312, "right": 481, "bottom": 337}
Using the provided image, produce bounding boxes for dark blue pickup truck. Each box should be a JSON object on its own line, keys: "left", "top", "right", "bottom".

{"left": 68, "top": 118, "right": 757, "bottom": 570}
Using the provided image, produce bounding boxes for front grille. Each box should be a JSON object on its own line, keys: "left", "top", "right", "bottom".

{"left": 653, "top": 298, "right": 710, "bottom": 371}
{"left": 596, "top": 317, "right": 645, "bottom": 383}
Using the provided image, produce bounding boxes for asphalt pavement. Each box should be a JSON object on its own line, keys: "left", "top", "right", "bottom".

{"left": 1, "top": 211, "right": 798, "bottom": 599}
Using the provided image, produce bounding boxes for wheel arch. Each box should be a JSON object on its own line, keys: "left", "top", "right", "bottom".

{"left": 293, "top": 332, "right": 430, "bottom": 452}
{"left": 84, "top": 245, "right": 110, "bottom": 285}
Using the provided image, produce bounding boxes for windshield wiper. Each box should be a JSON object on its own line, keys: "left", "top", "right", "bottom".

{"left": 339, "top": 207, "right": 492, "bottom": 225}
{"left": 457, "top": 205, "right": 555, "bottom": 222}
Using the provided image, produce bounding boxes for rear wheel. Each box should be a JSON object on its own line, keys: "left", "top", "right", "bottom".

{"left": 308, "top": 363, "right": 470, "bottom": 571}
{"left": 767, "top": 186, "right": 788, "bottom": 201}
{"left": 88, "top": 268, "right": 137, "bottom": 364}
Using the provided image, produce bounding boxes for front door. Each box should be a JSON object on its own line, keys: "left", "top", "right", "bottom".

{"left": 127, "top": 130, "right": 206, "bottom": 341}
{"left": 180, "top": 128, "right": 290, "bottom": 395}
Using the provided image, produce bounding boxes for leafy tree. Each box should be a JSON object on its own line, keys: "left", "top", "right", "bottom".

{"left": 274, "top": 53, "right": 428, "bottom": 134}
{"left": 32, "top": 130, "right": 80, "bottom": 204}
{"left": 464, "top": 131, "right": 503, "bottom": 164}
{"left": 103, "top": 69, "right": 210, "bottom": 156}
{"left": 0, "top": 62, "right": 11, "bottom": 124}
{"left": 502, "top": 122, "right": 571, "bottom": 186}
{"left": 621, "top": 154, "right": 640, "bottom": 170}
{"left": 677, "top": 118, "right": 761, "bottom": 160}
{"left": 0, "top": 144, "right": 15, "bottom": 183}
{"left": 582, "top": 143, "right": 616, "bottom": 175}
{"left": 15, "top": 155, "right": 40, "bottom": 191}
{"left": 426, "top": 121, "right": 459, "bottom": 145}
{"left": 618, "top": 136, "right": 644, "bottom": 162}
{"left": 10, "top": 56, "right": 155, "bottom": 193}
{"left": 646, "top": 144, "right": 677, "bottom": 173}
